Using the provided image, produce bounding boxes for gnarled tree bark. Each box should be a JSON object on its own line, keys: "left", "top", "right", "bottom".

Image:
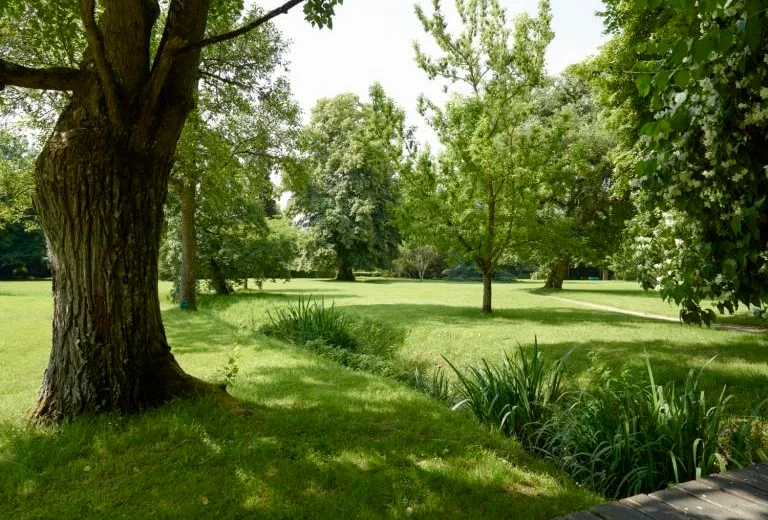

{"left": 0, "top": 0, "right": 315, "bottom": 423}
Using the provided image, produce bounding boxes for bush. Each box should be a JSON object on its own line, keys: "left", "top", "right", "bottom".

{"left": 409, "top": 365, "right": 453, "bottom": 403}
{"left": 446, "top": 340, "right": 569, "bottom": 446}
{"left": 262, "top": 296, "right": 356, "bottom": 350}
{"left": 537, "top": 360, "right": 767, "bottom": 499}
{"left": 261, "top": 296, "right": 405, "bottom": 375}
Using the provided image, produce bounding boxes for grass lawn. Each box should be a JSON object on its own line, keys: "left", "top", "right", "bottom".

{"left": 0, "top": 280, "right": 599, "bottom": 519}
{"left": 548, "top": 280, "right": 768, "bottom": 329}
{"left": 209, "top": 278, "right": 768, "bottom": 415}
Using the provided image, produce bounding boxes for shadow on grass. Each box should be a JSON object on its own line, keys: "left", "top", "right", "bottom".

{"left": 527, "top": 286, "right": 662, "bottom": 299}
{"left": 196, "top": 288, "right": 359, "bottom": 313}
{"left": 0, "top": 357, "right": 598, "bottom": 519}
{"left": 342, "top": 302, "right": 660, "bottom": 329}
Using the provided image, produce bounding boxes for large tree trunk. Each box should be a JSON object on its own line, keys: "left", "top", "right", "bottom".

{"left": 545, "top": 258, "right": 570, "bottom": 290}
{"left": 335, "top": 251, "right": 356, "bottom": 281}
{"left": 178, "top": 182, "right": 197, "bottom": 310}
{"left": 209, "top": 259, "right": 233, "bottom": 295}
{"left": 482, "top": 268, "right": 493, "bottom": 314}
{"left": 30, "top": 125, "right": 216, "bottom": 422}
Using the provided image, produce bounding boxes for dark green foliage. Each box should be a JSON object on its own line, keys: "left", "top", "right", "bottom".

{"left": 446, "top": 341, "right": 569, "bottom": 446}
{"left": 409, "top": 365, "right": 453, "bottom": 404}
{"left": 538, "top": 360, "right": 766, "bottom": 498}
{"left": 261, "top": 296, "right": 405, "bottom": 376}
{"left": 264, "top": 296, "right": 356, "bottom": 350}
{"left": 600, "top": 0, "right": 768, "bottom": 323}
{"left": 0, "top": 222, "right": 48, "bottom": 279}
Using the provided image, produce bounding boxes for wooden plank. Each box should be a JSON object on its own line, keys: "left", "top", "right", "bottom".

{"left": 699, "top": 474, "right": 768, "bottom": 507}
{"left": 592, "top": 501, "right": 657, "bottom": 520}
{"left": 651, "top": 487, "right": 738, "bottom": 520}
{"left": 719, "top": 466, "right": 768, "bottom": 493}
{"left": 673, "top": 478, "right": 768, "bottom": 519}
{"left": 620, "top": 493, "right": 690, "bottom": 520}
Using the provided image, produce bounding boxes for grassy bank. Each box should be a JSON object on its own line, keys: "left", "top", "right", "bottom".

{"left": 0, "top": 280, "right": 598, "bottom": 519}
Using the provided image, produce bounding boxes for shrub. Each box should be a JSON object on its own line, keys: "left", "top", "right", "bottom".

{"left": 410, "top": 365, "right": 453, "bottom": 403}
{"left": 262, "top": 296, "right": 357, "bottom": 351}
{"left": 538, "top": 360, "right": 766, "bottom": 499}
{"left": 261, "top": 296, "right": 406, "bottom": 376}
{"left": 446, "top": 340, "right": 569, "bottom": 446}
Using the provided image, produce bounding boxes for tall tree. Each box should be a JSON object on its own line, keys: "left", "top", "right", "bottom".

{"left": 411, "top": 0, "right": 553, "bottom": 312}
{"left": 286, "top": 84, "right": 405, "bottom": 282}
{"left": 529, "top": 70, "right": 632, "bottom": 289}
{"left": 0, "top": 0, "right": 342, "bottom": 423}
{"left": 600, "top": 0, "right": 768, "bottom": 323}
{"left": 169, "top": 6, "right": 298, "bottom": 309}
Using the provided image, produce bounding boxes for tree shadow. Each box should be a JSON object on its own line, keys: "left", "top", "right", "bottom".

{"left": 0, "top": 357, "right": 599, "bottom": 519}
{"left": 342, "top": 302, "right": 664, "bottom": 329}
{"left": 196, "top": 288, "right": 359, "bottom": 313}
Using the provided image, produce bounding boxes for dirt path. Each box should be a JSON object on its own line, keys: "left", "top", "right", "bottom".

{"left": 545, "top": 295, "right": 768, "bottom": 335}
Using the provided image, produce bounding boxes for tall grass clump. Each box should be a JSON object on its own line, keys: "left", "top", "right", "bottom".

{"left": 538, "top": 359, "right": 767, "bottom": 499}
{"left": 446, "top": 340, "right": 569, "bottom": 446}
{"left": 261, "top": 296, "right": 406, "bottom": 376}
{"left": 410, "top": 365, "right": 453, "bottom": 404}
{"left": 262, "top": 296, "right": 356, "bottom": 350}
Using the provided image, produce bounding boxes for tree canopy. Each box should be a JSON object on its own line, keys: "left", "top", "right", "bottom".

{"left": 286, "top": 84, "right": 405, "bottom": 281}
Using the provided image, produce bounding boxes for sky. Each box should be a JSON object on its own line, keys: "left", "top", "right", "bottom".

{"left": 268, "top": 0, "right": 611, "bottom": 141}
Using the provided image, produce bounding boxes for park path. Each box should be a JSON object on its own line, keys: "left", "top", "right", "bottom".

{"left": 553, "top": 462, "right": 768, "bottom": 520}
{"left": 545, "top": 295, "right": 768, "bottom": 335}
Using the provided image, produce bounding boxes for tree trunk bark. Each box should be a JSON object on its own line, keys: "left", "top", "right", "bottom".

{"left": 545, "top": 258, "right": 570, "bottom": 290}
{"left": 179, "top": 182, "right": 197, "bottom": 310}
{"left": 482, "top": 267, "right": 493, "bottom": 314}
{"left": 601, "top": 267, "right": 610, "bottom": 281}
{"left": 209, "top": 259, "right": 233, "bottom": 295}
{"left": 335, "top": 251, "right": 356, "bottom": 281}
{"left": 30, "top": 124, "right": 218, "bottom": 423}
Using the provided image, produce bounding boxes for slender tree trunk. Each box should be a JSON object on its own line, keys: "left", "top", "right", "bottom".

{"left": 335, "top": 251, "right": 356, "bottom": 281}
{"left": 178, "top": 182, "right": 197, "bottom": 310}
{"left": 30, "top": 124, "right": 216, "bottom": 422}
{"left": 545, "top": 258, "right": 570, "bottom": 290}
{"left": 482, "top": 267, "right": 493, "bottom": 314}
{"left": 601, "top": 267, "right": 610, "bottom": 281}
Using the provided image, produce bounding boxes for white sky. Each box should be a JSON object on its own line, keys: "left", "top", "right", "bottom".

{"left": 268, "top": 0, "right": 610, "bottom": 142}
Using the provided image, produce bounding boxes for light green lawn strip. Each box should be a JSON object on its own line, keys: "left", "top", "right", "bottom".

{"left": 0, "top": 280, "right": 598, "bottom": 519}
{"left": 550, "top": 280, "right": 768, "bottom": 328}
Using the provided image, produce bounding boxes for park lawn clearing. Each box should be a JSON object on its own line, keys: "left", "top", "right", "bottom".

{"left": 0, "top": 280, "right": 598, "bottom": 519}
{"left": 209, "top": 278, "right": 768, "bottom": 416}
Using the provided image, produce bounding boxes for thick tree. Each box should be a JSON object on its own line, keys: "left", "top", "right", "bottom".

{"left": 600, "top": 0, "right": 768, "bottom": 323}
{"left": 286, "top": 84, "right": 405, "bottom": 282}
{"left": 0, "top": 0, "right": 342, "bottom": 423}
{"left": 528, "top": 71, "right": 632, "bottom": 289}
{"left": 411, "top": 0, "right": 553, "bottom": 312}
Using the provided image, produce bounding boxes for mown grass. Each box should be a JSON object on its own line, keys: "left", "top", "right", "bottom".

{"left": 545, "top": 280, "right": 768, "bottom": 328}
{"left": 207, "top": 278, "right": 768, "bottom": 416}
{"left": 0, "top": 280, "right": 598, "bottom": 519}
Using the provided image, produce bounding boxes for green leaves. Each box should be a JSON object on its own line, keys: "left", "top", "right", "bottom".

{"left": 303, "top": 0, "right": 343, "bottom": 29}
{"left": 635, "top": 75, "right": 652, "bottom": 97}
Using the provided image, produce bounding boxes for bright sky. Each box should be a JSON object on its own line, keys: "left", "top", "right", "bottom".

{"left": 268, "top": 0, "right": 610, "bottom": 141}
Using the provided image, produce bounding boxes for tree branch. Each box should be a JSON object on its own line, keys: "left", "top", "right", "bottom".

{"left": 0, "top": 59, "right": 86, "bottom": 91}
{"left": 78, "top": 0, "right": 121, "bottom": 125}
{"left": 181, "top": 0, "right": 306, "bottom": 53}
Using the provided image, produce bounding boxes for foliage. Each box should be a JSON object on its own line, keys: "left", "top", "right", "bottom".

{"left": 286, "top": 84, "right": 405, "bottom": 280}
{"left": 539, "top": 360, "right": 767, "bottom": 499}
{"left": 446, "top": 341, "right": 569, "bottom": 446}
{"left": 526, "top": 69, "right": 633, "bottom": 280}
{"left": 409, "top": 365, "right": 453, "bottom": 403}
{"left": 0, "top": 222, "right": 48, "bottom": 279}
{"left": 263, "top": 296, "right": 356, "bottom": 350}
{"left": 215, "top": 345, "right": 241, "bottom": 390}
{"left": 393, "top": 245, "right": 445, "bottom": 280}
{"left": 408, "top": 0, "right": 553, "bottom": 311}
{"left": 261, "top": 295, "right": 406, "bottom": 376}
{"left": 599, "top": 0, "right": 768, "bottom": 324}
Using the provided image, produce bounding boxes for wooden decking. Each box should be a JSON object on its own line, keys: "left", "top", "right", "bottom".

{"left": 554, "top": 463, "right": 768, "bottom": 520}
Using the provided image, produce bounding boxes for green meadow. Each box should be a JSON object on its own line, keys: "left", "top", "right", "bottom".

{"left": 2, "top": 278, "right": 767, "bottom": 519}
